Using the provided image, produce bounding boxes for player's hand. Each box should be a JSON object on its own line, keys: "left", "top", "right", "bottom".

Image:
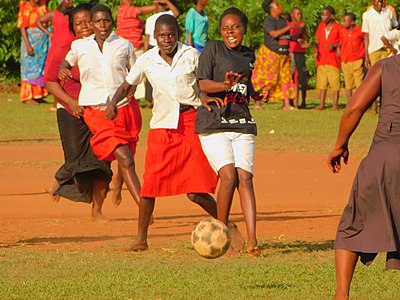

{"left": 365, "top": 57, "right": 371, "bottom": 69}
{"left": 327, "top": 145, "right": 349, "bottom": 174}
{"left": 200, "top": 95, "right": 224, "bottom": 111}
{"left": 58, "top": 68, "right": 73, "bottom": 81}
{"left": 105, "top": 98, "right": 118, "bottom": 120}
{"left": 69, "top": 102, "right": 84, "bottom": 119}
{"left": 253, "top": 89, "right": 269, "bottom": 103}
{"left": 223, "top": 71, "right": 241, "bottom": 90}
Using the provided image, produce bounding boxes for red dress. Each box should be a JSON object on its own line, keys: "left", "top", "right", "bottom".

{"left": 44, "top": 9, "right": 75, "bottom": 85}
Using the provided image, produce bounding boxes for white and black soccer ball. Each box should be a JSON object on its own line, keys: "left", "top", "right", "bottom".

{"left": 191, "top": 218, "right": 231, "bottom": 259}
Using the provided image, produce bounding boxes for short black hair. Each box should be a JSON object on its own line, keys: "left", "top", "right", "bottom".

{"left": 90, "top": 4, "right": 113, "bottom": 23}
{"left": 262, "top": 0, "right": 273, "bottom": 14}
{"left": 68, "top": 3, "right": 92, "bottom": 36}
{"left": 344, "top": 12, "right": 356, "bottom": 22}
{"left": 155, "top": 14, "right": 178, "bottom": 31}
{"left": 324, "top": 5, "right": 336, "bottom": 16}
{"left": 220, "top": 7, "right": 248, "bottom": 34}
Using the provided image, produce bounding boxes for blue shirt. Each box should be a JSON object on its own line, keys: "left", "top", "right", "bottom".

{"left": 185, "top": 7, "right": 209, "bottom": 47}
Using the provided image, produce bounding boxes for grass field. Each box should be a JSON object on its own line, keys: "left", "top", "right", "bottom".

{"left": 0, "top": 92, "right": 378, "bottom": 154}
{"left": 1, "top": 93, "right": 393, "bottom": 300}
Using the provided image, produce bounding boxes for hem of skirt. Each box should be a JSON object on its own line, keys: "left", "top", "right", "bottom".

{"left": 141, "top": 188, "right": 216, "bottom": 198}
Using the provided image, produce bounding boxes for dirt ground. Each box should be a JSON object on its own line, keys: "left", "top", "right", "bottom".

{"left": 0, "top": 142, "right": 360, "bottom": 252}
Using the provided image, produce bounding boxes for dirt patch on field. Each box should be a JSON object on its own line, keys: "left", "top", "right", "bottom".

{"left": 0, "top": 143, "right": 359, "bottom": 252}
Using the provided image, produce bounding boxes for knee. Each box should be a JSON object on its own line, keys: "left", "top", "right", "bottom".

{"left": 219, "top": 172, "right": 238, "bottom": 188}
{"left": 238, "top": 173, "right": 253, "bottom": 187}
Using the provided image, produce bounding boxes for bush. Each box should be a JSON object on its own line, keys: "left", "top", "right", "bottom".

{"left": 1, "top": 0, "right": 399, "bottom": 83}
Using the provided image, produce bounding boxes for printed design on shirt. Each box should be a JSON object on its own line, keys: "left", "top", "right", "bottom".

{"left": 224, "top": 82, "right": 248, "bottom": 105}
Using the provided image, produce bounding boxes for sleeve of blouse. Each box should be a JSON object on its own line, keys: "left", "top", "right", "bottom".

{"left": 17, "top": 2, "right": 29, "bottom": 28}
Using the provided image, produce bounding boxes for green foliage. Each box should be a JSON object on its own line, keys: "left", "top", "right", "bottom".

{"left": 1, "top": 0, "right": 399, "bottom": 82}
{"left": 0, "top": 0, "right": 22, "bottom": 81}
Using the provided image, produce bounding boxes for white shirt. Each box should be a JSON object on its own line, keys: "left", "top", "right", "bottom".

{"left": 145, "top": 10, "right": 174, "bottom": 47}
{"left": 362, "top": 7, "right": 398, "bottom": 54}
{"left": 384, "top": 29, "right": 400, "bottom": 56}
{"left": 65, "top": 32, "right": 136, "bottom": 106}
{"left": 125, "top": 42, "right": 201, "bottom": 129}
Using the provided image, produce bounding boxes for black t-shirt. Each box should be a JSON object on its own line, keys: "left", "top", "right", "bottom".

{"left": 264, "top": 15, "right": 290, "bottom": 55}
{"left": 195, "top": 40, "right": 257, "bottom": 135}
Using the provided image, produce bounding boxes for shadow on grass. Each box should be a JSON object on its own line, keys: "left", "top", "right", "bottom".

{"left": 258, "top": 239, "right": 334, "bottom": 253}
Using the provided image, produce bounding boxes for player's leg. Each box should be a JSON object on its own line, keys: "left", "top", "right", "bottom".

{"left": 333, "top": 249, "right": 358, "bottom": 300}
{"left": 91, "top": 179, "right": 109, "bottom": 222}
{"left": 113, "top": 145, "right": 141, "bottom": 207}
{"left": 111, "top": 163, "right": 124, "bottom": 207}
{"left": 187, "top": 193, "right": 217, "bottom": 219}
{"left": 129, "top": 196, "right": 155, "bottom": 251}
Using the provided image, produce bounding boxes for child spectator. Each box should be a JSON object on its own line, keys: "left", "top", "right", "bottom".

{"left": 185, "top": 0, "right": 209, "bottom": 53}
{"left": 59, "top": 4, "right": 143, "bottom": 216}
{"left": 314, "top": 5, "right": 341, "bottom": 110}
{"left": 339, "top": 13, "right": 365, "bottom": 102}
{"left": 288, "top": 7, "right": 308, "bottom": 108}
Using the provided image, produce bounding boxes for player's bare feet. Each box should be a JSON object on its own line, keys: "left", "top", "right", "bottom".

{"left": 111, "top": 183, "right": 123, "bottom": 207}
{"left": 224, "top": 245, "right": 240, "bottom": 257}
{"left": 227, "top": 221, "right": 245, "bottom": 251}
{"left": 128, "top": 240, "right": 148, "bottom": 252}
{"left": 47, "top": 179, "right": 60, "bottom": 202}
{"left": 246, "top": 246, "right": 262, "bottom": 257}
{"left": 91, "top": 210, "right": 109, "bottom": 222}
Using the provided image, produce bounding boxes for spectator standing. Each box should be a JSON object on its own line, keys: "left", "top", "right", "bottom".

{"left": 37, "top": 0, "right": 75, "bottom": 111}
{"left": 185, "top": 0, "right": 209, "bottom": 53}
{"left": 17, "top": 0, "right": 50, "bottom": 105}
{"left": 362, "top": 0, "right": 397, "bottom": 113}
{"left": 288, "top": 7, "right": 308, "bottom": 109}
{"left": 339, "top": 13, "right": 365, "bottom": 102}
{"left": 252, "top": 0, "right": 296, "bottom": 110}
{"left": 116, "top": 0, "right": 157, "bottom": 101}
{"left": 314, "top": 5, "right": 341, "bottom": 110}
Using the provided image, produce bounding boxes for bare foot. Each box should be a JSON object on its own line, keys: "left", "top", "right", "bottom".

{"left": 227, "top": 221, "right": 245, "bottom": 251}
{"left": 332, "top": 106, "right": 339, "bottom": 111}
{"left": 246, "top": 246, "right": 262, "bottom": 257}
{"left": 315, "top": 106, "right": 325, "bottom": 110}
{"left": 128, "top": 240, "right": 149, "bottom": 252}
{"left": 332, "top": 293, "right": 349, "bottom": 300}
{"left": 90, "top": 212, "right": 109, "bottom": 222}
{"left": 111, "top": 184, "right": 123, "bottom": 207}
{"left": 283, "top": 106, "right": 295, "bottom": 111}
{"left": 46, "top": 179, "right": 60, "bottom": 202}
{"left": 224, "top": 246, "right": 240, "bottom": 257}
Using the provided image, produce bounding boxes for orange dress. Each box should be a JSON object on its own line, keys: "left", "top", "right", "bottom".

{"left": 17, "top": 0, "right": 49, "bottom": 102}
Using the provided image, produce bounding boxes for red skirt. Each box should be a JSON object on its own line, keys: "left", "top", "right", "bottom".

{"left": 83, "top": 101, "right": 142, "bottom": 161}
{"left": 141, "top": 109, "right": 217, "bottom": 197}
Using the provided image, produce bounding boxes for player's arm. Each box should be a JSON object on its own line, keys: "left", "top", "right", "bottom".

{"left": 157, "top": 0, "right": 179, "bottom": 17}
{"left": 328, "top": 62, "right": 382, "bottom": 174}
{"left": 364, "top": 33, "right": 370, "bottom": 68}
{"left": 381, "top": 36, "right": 397, "bottom": 55}
{"left": 199, "top": 71, "right": 241, "bottom": 93}
{"left": 58, "top": 60, "right": 73, "bottom": 81}
{"left": 105, "top": 81, "right": 134, "bottom": 120}
{"left": 36, "top": 11, "right": 54, "bottom": 37}
{"left": 45, "top": 81, "right": 84, "bottom": 118}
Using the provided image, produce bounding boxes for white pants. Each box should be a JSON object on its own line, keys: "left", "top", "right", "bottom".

{"left": 199, "top": 132, "right": 255, "bottom": 174}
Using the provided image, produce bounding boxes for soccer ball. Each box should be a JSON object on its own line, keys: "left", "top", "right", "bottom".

{"left": 191, "top": 218, "right": 231, "bottom": 259}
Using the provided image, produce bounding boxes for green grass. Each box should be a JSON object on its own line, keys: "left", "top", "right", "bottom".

{"left": 1, "top": 240, "right": 400, "bottom": 300}
{"left": 0, "top": 92, "right": 387, "bottom": 299}
{"left": 1, "top": 93, "right": 378, "bottom": 155}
